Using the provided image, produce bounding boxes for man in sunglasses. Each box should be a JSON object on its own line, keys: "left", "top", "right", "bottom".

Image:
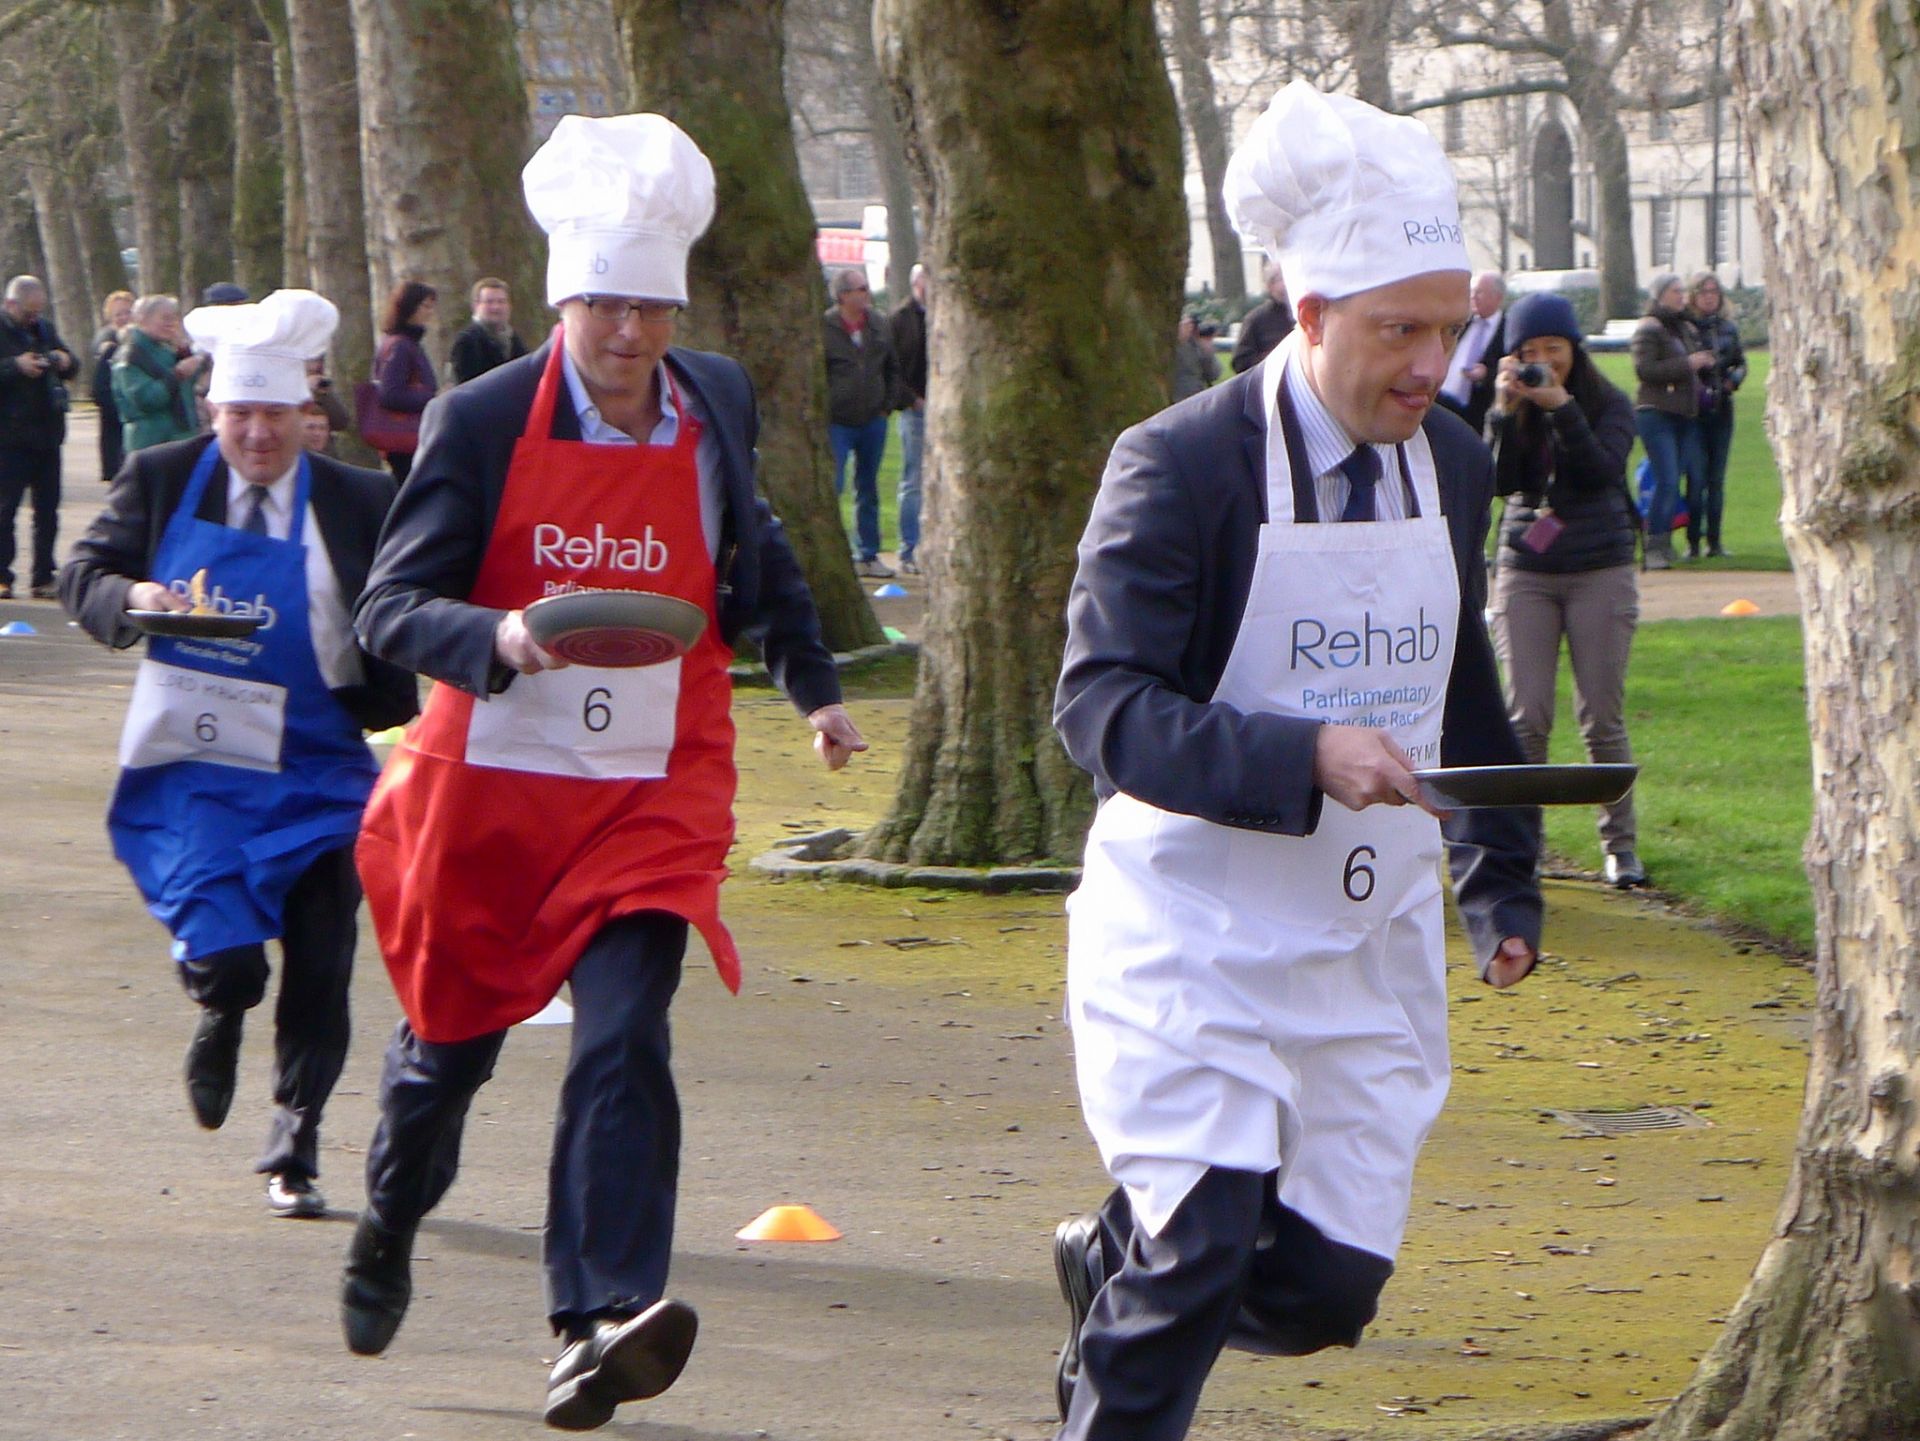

{"left": 339, "top": 112, "right": 864, "bottom": 1431}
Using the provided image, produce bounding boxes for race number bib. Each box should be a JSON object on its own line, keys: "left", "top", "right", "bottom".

{"left": 464, "top": 660, "right": 681, "bottom": 780}
{"left": 118, "top": 659, "right": 287, "bottom": 772}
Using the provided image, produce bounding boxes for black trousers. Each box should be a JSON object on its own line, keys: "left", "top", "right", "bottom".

{"left": 0, "top": 443, "right": 61, "bottom": 589}
{"left": 176, "top": 845, "right": 359, "bottom": 1180}
{"left": 362, "top": 911, "right": 687, "bottom": 1336}
{"left": 1060, "top": 1167, "right": 1395, "bottom": 1441}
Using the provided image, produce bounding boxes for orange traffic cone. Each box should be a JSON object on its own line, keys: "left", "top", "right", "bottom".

{"left": 1721, "top": 598, "right": 1761, "bottom": 617}
{"left": 735, "top": 1204, "right": 842, "bottom": 1242}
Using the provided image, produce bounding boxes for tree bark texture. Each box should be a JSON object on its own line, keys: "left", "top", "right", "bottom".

{"left": 869, "top": 0, "right": 1186, "bottom": 863}
{"left": 231, "top": 5, "right": 286, "bottom": 296}
{"left": 1643, "top": 2, "right": 1920, "bottom": 1437}
{"left": 253, "top": 0, "right": 309, "bottom": 287}
{"left": 166, "top": 0, "right": 239, "bottom": 303}
{"left": 1162, "top": 0, "right": 1244, "bottom": 302}
{"left": 109, "top": 0, "right": 179, "bottom": 297}
{"left": 24, "top": 162, "right": 90, "bottom": 350}
{"left": 287, "top": 0, "right": 373, "bottom": 390}
{"left": 852, "top": 3, "right": 918, "bottom": 301}
{"left": 351, "top": 0, "right": 547, "bottom": 374}
{"left": 616, "top": 0, "right": 886, "bottom": 654}
{"left": 1336, "top": 0, "right": 1394, "bottom": 113}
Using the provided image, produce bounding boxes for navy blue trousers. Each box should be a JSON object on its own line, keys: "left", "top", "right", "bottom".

{"left": 177, "top": 844, "right": 358, "bottom": 1181}
{"left": 1060, "top": 1167, "right": 1395, "bottom": 1441}
{"left": 362, "top": 911, "right": 687, "bottom": 1336}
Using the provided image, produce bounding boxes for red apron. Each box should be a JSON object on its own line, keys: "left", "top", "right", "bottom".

{"left": 358, "top": 339, "right": 740, "bottom": 1043}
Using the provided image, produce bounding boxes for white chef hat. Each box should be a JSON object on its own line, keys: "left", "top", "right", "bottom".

{"left": 1225, "top": 80, "right": 1469, "bottom": 303}
{"left": 522, "top": 113, "right": 716, "bottom": 308}
{"left": 186, "top": 289, "right": 338, "bottom": 406}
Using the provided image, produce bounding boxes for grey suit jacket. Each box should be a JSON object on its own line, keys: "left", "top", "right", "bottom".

{"left": 1055, "top": 362, "right": 1543, "bottom": 961}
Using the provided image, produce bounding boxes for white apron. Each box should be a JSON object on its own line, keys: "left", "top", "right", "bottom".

{"left": 1066, "top": 332, "right": 1461, "bottom": 1261}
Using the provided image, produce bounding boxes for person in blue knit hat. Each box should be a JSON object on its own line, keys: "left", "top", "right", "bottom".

{"left": 1485, "top": 290, "right": 1648, "bottom": 889}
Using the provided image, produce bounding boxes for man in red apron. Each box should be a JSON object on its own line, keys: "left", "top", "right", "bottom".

{"left": 1050, "top": 83, "right": 1544, "bottom": 1439}
{"left": 337, "top": 114, "right": 863, "bottom": 1432}
{"left": 58, "top": 290, "right": 418, "bottom": 1218}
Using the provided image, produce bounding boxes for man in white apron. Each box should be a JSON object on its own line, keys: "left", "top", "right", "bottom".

{"left": 1050, "top": 82, "right": 1545, "bottom": 1439}
{"left": 59, "top": 291, "right": 418, "bottom": 1217}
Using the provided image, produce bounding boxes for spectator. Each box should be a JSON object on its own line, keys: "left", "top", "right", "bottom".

{"left": 1228, "top": 264, "right": 1295, "bottom": 373}
{"left": 201, "top": 281, "right": 249, "bottom": 306}
{"left": 92, "top": 290, "right": 135, "bottom": 482}
{"left": 1169, "top": 312, "right": 1218, "bottom": 401}
{"left": 1629, "top": 274, "right": 1713, "bottom": 571}
{"left": 306, "top": 355, "right": 351, "bottom": 438}
{"left": 1684, "top": 272, "right": 1746, "bottom": 560}
{"left": 449, "top": 275, "right": 529, "bottom": 385}
{"left": 301, "top": 399, "right": 335, "bottom": 455}
{"left": 373, "top": 280, "right": 439, "bottom": 482}
{"left": 0, "top": 275, "right": 77, "bottom": 599}
{"left": 889, "top": 263, "right": 929, "bottom": 574}
{"left": 822, "top": 266, "right": 897, "bottom": 577}
{"left": 1436, "top": 269, "right": 1506, "bottom": 434}
{"left": 114, "top": 295, "right": 204, "bottom": 457}
{"left": 1485, "top": 292, "right": 1647, "bottom": 890}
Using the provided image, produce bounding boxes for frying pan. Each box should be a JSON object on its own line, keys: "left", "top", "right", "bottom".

{"left": 523, "top": 591, "right": 707, "bottom": 668}
{"left": 1411, "top": 763, "right": 1638, "bottom": 809}
{"left": 128, "top": 610, "right": 261, "bottom": 640}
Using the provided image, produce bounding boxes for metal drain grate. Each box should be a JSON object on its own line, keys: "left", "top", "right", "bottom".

{"left": 1545, "top": 1105, "right": 1711, "bottom": 1137}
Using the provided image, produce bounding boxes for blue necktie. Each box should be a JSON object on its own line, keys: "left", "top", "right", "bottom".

{"left": 1338, "top": 445, "right": 1382, "bottom": 523}
{"left": 240, "top": 490, "right": 269, "bottom": 536}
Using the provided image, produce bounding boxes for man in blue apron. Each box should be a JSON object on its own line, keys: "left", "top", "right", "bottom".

{"left": 59, "top": 290, "right": 418, "bottom": 1218}
{"left": 1050, "top": 82, "right": 1545, "bottom": 1440}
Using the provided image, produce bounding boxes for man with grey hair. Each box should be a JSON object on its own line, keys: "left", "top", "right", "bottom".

{"left": 822, "top": 265, "right": 898, "bottom": 577}
{"left": 1437, "top": 269, "right": 1507, "bottom": 434}
{"left": 0, "top": 275, "right": 77, "bottom": 599}
{"left": 114, "top": 295, "right": 204, "bottom": 455}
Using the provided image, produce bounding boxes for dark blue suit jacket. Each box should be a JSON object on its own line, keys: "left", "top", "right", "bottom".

{"left": 1055, "top": 362, "right": 1542, "bottom": 960}
{"left": 354, "top": 340, "right": 841, "bottom": 715}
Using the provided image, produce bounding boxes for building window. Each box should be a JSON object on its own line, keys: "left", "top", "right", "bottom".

{"left": 1714, "top": 195, "right": 1736, "bottom": 261}
{"left": 1444, "top": 105, "right": 1465, "bottom": 154}
{"left": 1650, "top": 197, "right": 1676, "bottom": 268}
{"left": 1651, "top": 108, "right": 1673, "bottom": 141}
{"left": 838, "top": 145, "right": 875, "bottom": 199}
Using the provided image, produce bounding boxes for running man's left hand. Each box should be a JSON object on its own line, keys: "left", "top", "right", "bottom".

{"left": 1485, "top": 937, "right": 1537, "bottom": 988}
{"left": 808, "top": 704, "right": 867, "bottom": 770}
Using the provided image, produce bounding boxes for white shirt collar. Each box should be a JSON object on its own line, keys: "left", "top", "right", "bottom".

{"left": 1282, "top": 354, "right": 1371, "bottom": 482}
{"left": 560, "top": 344, "right": 678, "bottom": 447}
{"left": 228, "top": 458, "right": 299, "bottom": 524}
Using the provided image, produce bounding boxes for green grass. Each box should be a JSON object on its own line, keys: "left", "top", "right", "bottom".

{"left": 1591, "top": 349, "right": 1787, "bottom": 571}
{"left": 1539, "top": 613, "right": 1813, "bottom": 951}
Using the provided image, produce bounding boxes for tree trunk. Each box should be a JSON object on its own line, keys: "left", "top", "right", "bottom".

{"left": 166, "top": 0, "right": 238, "bottom": 302}
{"left": 23, "top": 162, "right": 91, "bottom": 349}
{"left": 110, "top": 0, "right": 179, "bottom": 296}
{"left": 1562, "top": 57, "right": 1638, "bottom": 317}
{"left": 1337, "top": 0, "right": 1395, "bottom": 113}
{"left": 231, "top": 4, "right": 286, "bottom": 296}
{"left": 350, "top": 0, "right": 547, "bottom": 374}
{"left": 868, "top": 0, "right": 1185, "bottom": 863}
{"left": 1163, "top": 0, "right": 1244, "bottom": 302}
{"left": 254, "top": 0, "right": 309, "bottom": 287}
{"left": 615, "top": 0, "right": 886, "bottom": 654}
{"left": 851, "top": 1, "right": 918, "bottom": 301}
{"left": 1642, "top": 2, "right": 1920, "bottom": 1437}
{"left": 287, "top": 0, "right": 373, "bottom": 392}
{"left": 71, "top": 184, "right": 131, "bottom": 320}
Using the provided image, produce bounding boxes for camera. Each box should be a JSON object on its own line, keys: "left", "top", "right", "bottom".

{"left": 1516, "top": 362, "right": 1549, "bottom": 388}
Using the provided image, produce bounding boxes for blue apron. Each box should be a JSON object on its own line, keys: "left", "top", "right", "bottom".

{"left": 108, "top": 439, "right": 378, "bottom": 961}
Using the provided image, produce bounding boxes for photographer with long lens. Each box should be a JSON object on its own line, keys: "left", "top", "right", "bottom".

{"left": 1485, "top": 292, "right": 1648, "bottom": 890}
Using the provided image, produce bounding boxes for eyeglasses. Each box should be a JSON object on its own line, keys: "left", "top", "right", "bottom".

{"left": 581, "top": 296, "right": 682, "bottom": 323}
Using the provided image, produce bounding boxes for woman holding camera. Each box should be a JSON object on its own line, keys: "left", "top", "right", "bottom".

{"left": 1486, "top": 292, "right": 1648, "bottom": 889}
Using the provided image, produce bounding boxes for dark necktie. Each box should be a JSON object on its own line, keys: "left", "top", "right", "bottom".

{"left": 1338, "top": 445, "right": 1382, "bottom": 523}
{"left": 240, "top": 490, "right": 269, "bottom": 536}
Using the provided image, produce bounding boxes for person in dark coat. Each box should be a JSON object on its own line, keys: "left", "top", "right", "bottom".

{"left": 0, "top": 275, "right": 78, "bottom": 599}
{"left": 1435, "top": 270, "right": 1506, "bottom": 434}
{"left": 448, "top": 275, "right": 530, "bottom": 385}
{"left": 1229, "top": 265, "right": 1296, "bottom": 374}
{"left": 1683, "top": 272, "right": 1747, "bottom": 559}
{"left": 92, "top": 290, "right": 135, "bottom": 482}
{"left": 59, "top": 290, "right": 417, "bottom": 1219}
{"left": 1629, "top": 274, "right": 1713, "bottom": 570}
{"left": 822, "top": 265, "right": 898, "bottom": 575}
{"left": 372, "top": 280, "right": 439, "bottom": 483}
{"left": 888, "top": 263, "right": 929, "bottom": 571}
{"left": 1485, "top": 291, "right": 1645, "bottom": 889}
{"left": 1169, "top": 313, "right": 1220, "bottom": 401}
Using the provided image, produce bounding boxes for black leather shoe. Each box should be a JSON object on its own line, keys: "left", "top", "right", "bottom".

{"left": 266, "top": 1172, "right": 327, "bottom": 1218}
{"left": 341, "top": 1214, "right": 415, "bottom": 1356}
{"left": 1604, "top": 851, "right": 1648, "bottom": 889}
{"left": 184, "top": 1008, "right": 244, "bottom": 1130}
{"left": 544, "top": 1299, "right": 699, "bottom": 1431}
{"left": 1052, "top": 1213, "right": 1102, "bottom": 1422}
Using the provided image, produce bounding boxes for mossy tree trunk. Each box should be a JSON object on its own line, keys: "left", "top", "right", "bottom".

{"left": 23, "top": 161, "right": 90, "bottom": 349}
{"left": 166, "top": 0, "right": 238, "bottom": 303}
{"left": 110, "top": 0, "right": 178, "bottom": 297}
{"left": 1642, "top": 2, "right": 1920, "bottom": 1437}
{"left": 350, "top": 0, "right": 547, "bottom": 373}
{"left": 287, "top": 0, "right": 373, "bottom": 393}
{"left": 230, "top": 3, "right": 286, "bottom": 297}
{"left": 865, "top": 0, "right": 1185, "bottom": 864}
{"left": 615, "top": 0, "right": 886, "bottom": 654}
{"left": 252, "top": 0, "right": 309, "bottom": 287}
